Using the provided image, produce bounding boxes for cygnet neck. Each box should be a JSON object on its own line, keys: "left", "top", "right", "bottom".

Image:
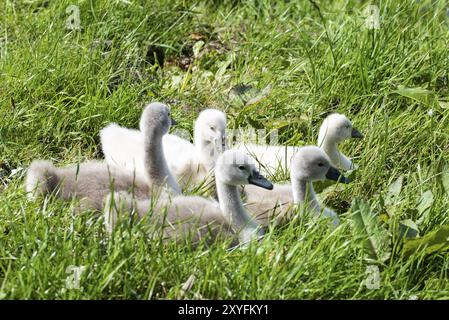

{"left": 215, "top": 178, "right": 259, "bottom": 233}
{"left": 292, "top": 178, "right": 321, "bottom": 213}
{"left": 142, "top": 125, "right": 172, "bottom": 190}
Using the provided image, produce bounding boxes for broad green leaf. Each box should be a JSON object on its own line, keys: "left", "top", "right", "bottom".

{"left": 417, "top": 190, "right": 434, "bottom": 216}
{"left": 245, "top": 116, "right": 264, "bottom": 130}
{"left": 216, "top": 58, "right": 232, "bottom": 78}
{"left": 399, "top": 219, "right": 419, "bottom": 239}
{"left": 392, "top": 85, "right": 438, "bottom": 107}
{"left": 230, "top": 84, "right": 273, "bottom": 119}
{"left": 402, "top": 224, "right": 449, "bottom": 257}
{"left": 245, "top": 84, "right": 272, "bottom": 106}
{"left": 350, "top": 198, "right": 391, "bottom": 263}
{"left": 170, "top": 75, "right": 183, "bottom": 88}
{"left": 266, "top": 119, "right": 291, "bottom": 130}
{"left": 228, "top": 84, "right": 259, "bottom": 107}
{"left": 385, "top": 176, "right": 403, "bottom": 206}
{"left": 192, "top": 40, "right": 204, "bottom": 58}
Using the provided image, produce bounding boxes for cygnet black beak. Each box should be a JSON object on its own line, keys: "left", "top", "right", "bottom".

{"left": 351, "top": 127, "right": 363, "bottom": 139}
{"left": 248, "top": 171, "right": 274, "bottom": 190}
{"left": 325, "top": 166, "right": 350, "bottom": 184}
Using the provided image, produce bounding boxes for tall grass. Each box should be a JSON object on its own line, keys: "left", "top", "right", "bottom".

{"left": 0, "top": 0, "right": 448, "bottom": 299}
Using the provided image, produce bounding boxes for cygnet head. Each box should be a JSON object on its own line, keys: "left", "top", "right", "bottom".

{"left": 291, "top": 146, "right": 350, "bottom": 183}
{"left": 215, "top": 149, "right": 273, "bottom": 190}
{"left": 318, "top": 113, "right": 363, "bottom": 145}
{"left": 195, "top": 109, "right": 227, "bottom": 149}
{"left": 139, "top": 102, "right": 176, "bottom": 135}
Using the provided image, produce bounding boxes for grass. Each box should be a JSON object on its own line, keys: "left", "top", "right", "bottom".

{"left": 0, "top": 0, "right": 449, "bottom": 299}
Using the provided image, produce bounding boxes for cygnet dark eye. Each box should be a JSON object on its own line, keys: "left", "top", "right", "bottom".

{"left": 317, "top": 163, "right": 324, "bottom": 167}
{"left": 210, "top": 126, "right": 215, "bottom": 131}
{"left": 238, "top": 165, "right": 245, "bottom": 170}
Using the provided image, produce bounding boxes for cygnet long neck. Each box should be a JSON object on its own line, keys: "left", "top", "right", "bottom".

{"left": 216, "top": 179, "right": 259, "bottom": 232}
{"left": 292, "top": 178, "right": 321, "bottom": 213}
{"left": 143, "top": 126, "right": 172, "bottom": 190}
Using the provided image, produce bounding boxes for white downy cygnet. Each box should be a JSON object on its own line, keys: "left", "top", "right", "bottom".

{"left": 104, "top": 149, "right": 274, "bottom": 245}
{"left": 25, "top": 102, "right": 180, "bottom": 211}
{"left": 235, "top": 113, "right": 363, "bottom": 175}
{"left": 100, "top": 108, "right": 227, "bottom": 188}
{"left": 317, "top": 113, "right": 363, "bottom": 171}
{"left": 244, "top": 146, "right": 350, "bottom": 227}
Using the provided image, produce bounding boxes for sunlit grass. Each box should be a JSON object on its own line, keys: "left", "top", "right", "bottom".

{"left": 0, "top": 0, "right": 448, "bottom": 299}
